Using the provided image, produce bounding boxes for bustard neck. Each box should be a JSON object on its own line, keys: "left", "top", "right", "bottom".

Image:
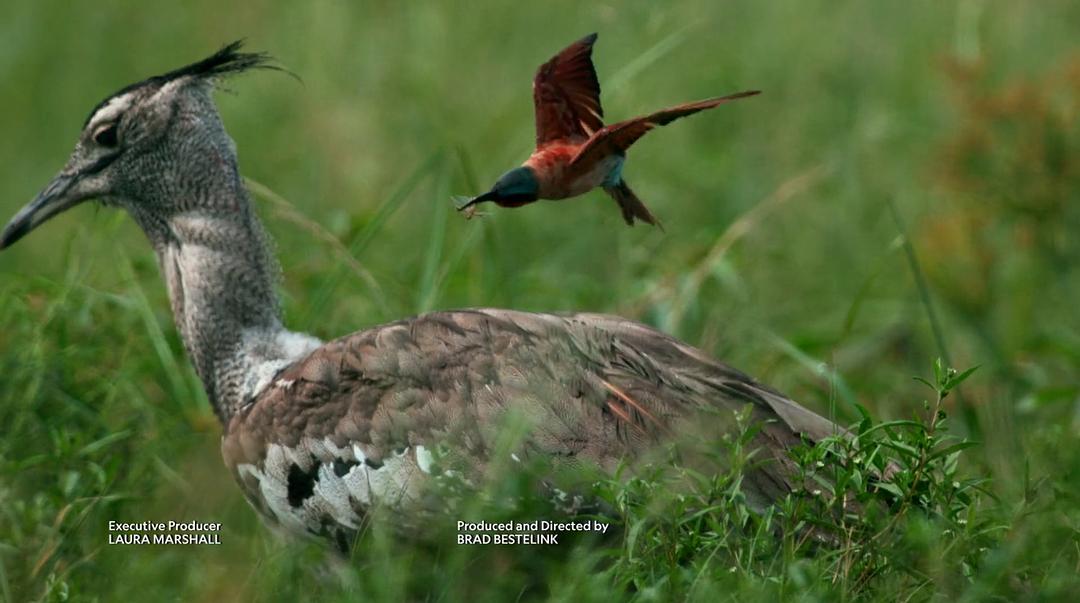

{"left": 134, "top": 152, "right": 321, "bottom": 423}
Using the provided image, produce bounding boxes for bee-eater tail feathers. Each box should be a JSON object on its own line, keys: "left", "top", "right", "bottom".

{"left": 604, "top": 181, "right": 663, "bottom": 229}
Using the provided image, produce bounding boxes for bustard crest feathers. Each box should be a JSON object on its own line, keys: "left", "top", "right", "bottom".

{"left": 82, "top": 40, "right": 278, "bottom": 127}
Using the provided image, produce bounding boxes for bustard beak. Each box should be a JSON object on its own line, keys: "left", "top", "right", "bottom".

{"left": 0, "top": 172, "right": 84, "bottom": 250}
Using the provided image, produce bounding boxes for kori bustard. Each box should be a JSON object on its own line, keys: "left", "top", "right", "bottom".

{"left": 1, "top": 42, "right": 839, "bottom": 551}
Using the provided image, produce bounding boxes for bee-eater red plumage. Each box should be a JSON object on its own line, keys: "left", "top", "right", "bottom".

{"left": 457, "top": 33, "right": 760, "bottom": 226}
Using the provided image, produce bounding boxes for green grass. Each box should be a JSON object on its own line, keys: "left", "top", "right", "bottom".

{"left": 1, "top": 1, "right": 1079, "bottom": 600}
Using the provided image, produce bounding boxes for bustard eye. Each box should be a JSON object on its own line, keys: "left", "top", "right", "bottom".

{"left": 93, "top": 123, "right": 119, "bottom": 148}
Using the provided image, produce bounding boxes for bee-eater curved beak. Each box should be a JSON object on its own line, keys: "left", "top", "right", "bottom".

{"left": 0, "top": 173, "right": 82, "bottom": 250}
{"left": 454, "top": 190, "right": 498, "bottom": 212}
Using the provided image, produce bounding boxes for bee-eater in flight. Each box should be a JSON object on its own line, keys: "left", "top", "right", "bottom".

{"left": 456, "top": 33, "right": 759, "bottom": 226}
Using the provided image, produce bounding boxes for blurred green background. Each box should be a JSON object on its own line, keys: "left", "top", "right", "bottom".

{"left": 1, "top": 0, "right": 1077, "bottom": 600}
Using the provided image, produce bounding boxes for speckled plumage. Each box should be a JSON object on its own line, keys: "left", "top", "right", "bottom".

{"left": 2, "top": 42, "right": 838, "bottom": 552}
{"left": 221, "top": 308, "right": 838, "bottom": 547}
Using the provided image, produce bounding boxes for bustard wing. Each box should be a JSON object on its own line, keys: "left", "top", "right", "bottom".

{"left": 222, "top": 308, "right": 838, "bottom": 547}
{"left": 533, "top": 33, "right": 604, "bottom": 146}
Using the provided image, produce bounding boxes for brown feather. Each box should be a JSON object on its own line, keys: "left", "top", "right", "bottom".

{"left": 569, "top": 90, "right": 760, "bottom": 170}
{"left": 603, "top": 180, "right": 661, "bottom": 227}
{"left": 222, "top": 308, "right": 843, "bottom": 545}
{"left": 533, "top": 33, "right": 604, "bottom": 146}
{"left": 600, "top": 378, "right": 667, "bottom": 434}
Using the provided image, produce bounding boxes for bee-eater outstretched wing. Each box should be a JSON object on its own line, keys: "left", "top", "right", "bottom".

{"left": 533, "top": 33, "right": 604, "bottom": 146}
{"left": 569, "top": 90, "right": 760, "bottom": 169}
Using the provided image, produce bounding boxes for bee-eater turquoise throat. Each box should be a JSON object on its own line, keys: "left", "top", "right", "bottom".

{"left": 457, "top": 33, "right": 759, "bottom": 226}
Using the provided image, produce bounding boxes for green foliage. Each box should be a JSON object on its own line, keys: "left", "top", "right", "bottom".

{"left": 582, "top": 362, "right": 1004, "bottom": 601}
{"left": 103, "top": 361, "right": 1015, "bottom": 602}
{"left": 1, "top": 1, "right": 1079, "bottom": 601}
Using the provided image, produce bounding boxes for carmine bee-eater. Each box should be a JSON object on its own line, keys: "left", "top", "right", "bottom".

{"left": 456, "top": 33, "right": 759, "bottom": 226}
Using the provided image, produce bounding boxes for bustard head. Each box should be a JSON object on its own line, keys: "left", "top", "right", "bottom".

{"left": 0, "top": 41, "right": 273, "bottom": 250}
{"left": 0, "top": 42, "right": 315, "bottom": 418}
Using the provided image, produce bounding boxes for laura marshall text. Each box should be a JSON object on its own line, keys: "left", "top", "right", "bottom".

{"left": 109, "top": 533, "right": 222, "bottom": 545}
